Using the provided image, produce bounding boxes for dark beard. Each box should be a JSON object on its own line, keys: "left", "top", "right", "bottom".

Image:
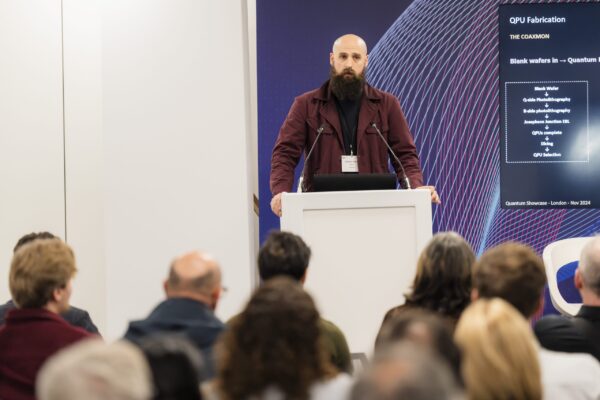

{"left": 329, "top": 66, "right": 365, "bottom": 101}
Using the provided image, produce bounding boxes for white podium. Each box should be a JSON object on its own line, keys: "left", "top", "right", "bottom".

{"left": 281, "top": 189, "right": 432, "bottom": 357}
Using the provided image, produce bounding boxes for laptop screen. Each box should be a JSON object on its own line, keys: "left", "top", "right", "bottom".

{"left": 312, "top": 173, "right": 397, "bottom": 192}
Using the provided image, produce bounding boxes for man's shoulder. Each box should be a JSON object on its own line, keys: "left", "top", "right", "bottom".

{"left": 126, "top": 298, "right": 224, "bottom": 338}
{"left": 535, "top": 315, "right": 579, "bottom": 342}
{"left": 0, "top": 301, "right": 14, "bottom": 325}
{"left": 295, "top": 83, "right": 328, "bottom": 103}
{"left": 26, "top": 309, "right": 93, "bottom": 341}
{"left": 59, "top": 319, "right": 95, "bottom": 341}
{"left": 577, "top": 305, "right": 600, "bottom": 322}
{"left": 364, "top": 83, "right": 392, "bottom": 98}
{"left": 318, "top": 318, "right": 352, "bottom": 373}
{"left": 63, "top": 306, "right": 100, "bottom": 335}
{"left": 318, "top": 318, "right": 349, "bottom": 349}
{"left": 535, "top": 314, "right": 573, "bottom": 330}
{"left": 318, "top": 318, "right": 345, "bottom": 336}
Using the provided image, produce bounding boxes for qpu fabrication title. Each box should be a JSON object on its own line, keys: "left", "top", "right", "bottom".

{"left": 509, "top": 16, "right": 566, "bottom": 24}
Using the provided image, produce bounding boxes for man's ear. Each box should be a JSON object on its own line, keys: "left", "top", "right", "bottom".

{"left": 534, "top": 294, "right": 545, "bottom": 316}
{"left": 51, "top": 287, "right": 62, "bottom": 303}
{"left": 575, "top": 268, "right": 584, "bottom": 290}
{"left": 210, "top": 286, "right": 221, "bottom": 309}
{"left": 330, "top": 52, "right": 335, "bottom": 66}
{"left": 300, "top": 268, "right": 308, "bottom": 285}
{"left": 163, "top": 280, "right": 169, "bottom": 296}
{"left": 365, "top": 53, "right": 369, "bottom": 67}
{"left": 471, "top": 288, "right": 479, "bottom": 302}
{"left": 52, "top": 286, "right": 68, "bottom": 304}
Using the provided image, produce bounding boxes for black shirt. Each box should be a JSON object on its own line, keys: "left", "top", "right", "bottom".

{"left": 334, "top": 95, "right": 362, "bottom": 156}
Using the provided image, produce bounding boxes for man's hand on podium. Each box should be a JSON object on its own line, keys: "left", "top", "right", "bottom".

{"left": 417, "top": 185, "right": 441, "bottom": 204}
{"left": 270, "top": 192, "right": 285, "bottom": 217}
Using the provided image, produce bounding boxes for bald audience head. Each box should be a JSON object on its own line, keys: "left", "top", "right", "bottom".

{"left": 164, "top": 251, "right": 222, "bottom": 310}
{"left": 577, "top": 237, "right": 600, "bottom": 303}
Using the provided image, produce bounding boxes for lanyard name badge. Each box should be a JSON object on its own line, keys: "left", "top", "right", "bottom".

{"left": 341, "top": 145, "right": 358, "bottom": 173}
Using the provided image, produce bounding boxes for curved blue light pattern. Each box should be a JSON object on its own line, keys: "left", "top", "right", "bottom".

{"left": 368, "top": 0, "right": 600, "bottom": 254}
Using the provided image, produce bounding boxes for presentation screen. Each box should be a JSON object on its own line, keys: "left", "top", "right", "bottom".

{"left": 499, "top": 3, "right": 600, "bottom": 209}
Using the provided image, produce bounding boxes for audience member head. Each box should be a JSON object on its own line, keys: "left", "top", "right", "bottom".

{"left": 10, "top": 238, "right": 76, "bottom": 313}
{"left": 215, "top": 277, "right": 335, "bottom": 399}
{"left": 404, "top": 232, "right": 474, "bottom": 321}
{"left": 455, "top": 298, "right": 542, "bottom": 400}
{"left": 13, "top": 231, "right": 57, "bottom": 253}
{"left": 472, "top": 242, "right": 546, "bottom": 318}
{"left": 138, "top": 335, "right": 204, "bottom": 400}
{"left": 165, "top": 251, "right": 222, "bottom": 310}
{"left": 37, "top": 339, "right": 153, "bottom": 400}
{"left": 576, "top": 236, "right": 600, "bottom": 303}
{"left": 375, "top": 309, "right": 462, "bottom": 386}
{"left": 258, "top": 231, "right": 311, "bottom": 282}
{"left": 351, "top": 343, "right": 460, "bottom": 400}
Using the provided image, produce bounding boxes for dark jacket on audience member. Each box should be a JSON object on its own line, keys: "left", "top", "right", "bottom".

{"left": 318, "top": 319, "right": 353, "bottom": 373}
{"left": 124, "top": 297, "right": 225, "bottom": 378}
{"left": 0, "top": 300, "right": 100, "bottom": 335}
{"left": 535, "top": 305, "right": 600, "bottom": 362}
{"left": 0, "top": 308, "right": 94, "bottom": 400}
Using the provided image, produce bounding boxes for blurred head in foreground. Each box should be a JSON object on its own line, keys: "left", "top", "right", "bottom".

{"left": 37, "top": 339, "right": 153, "bottom": 400}
{"left": 454, "top": 298, "right": 542, "bottom": 400}
{"left": 215, "top": 277, "right": 335, "bottom": 399}
{"left": 351, "top": 342, "right": 460, "bottom": 400}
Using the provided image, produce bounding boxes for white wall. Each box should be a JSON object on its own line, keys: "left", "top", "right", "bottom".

{"left": 0, "top": 0, "right": 66, "bottom": 298}
{"left": 63, "top": 0, "right": 107, "bottom": 333}
{"left": 101, "top": 0, "right": 256, "bottom": 338}
{"left": 246, "top": 0, "right": 260, "bottom": 286}
{"left": 0, "top": 0, "right": 257, "bottom": 339}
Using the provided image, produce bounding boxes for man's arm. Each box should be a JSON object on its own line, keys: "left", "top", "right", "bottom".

{"left": 270, "top": 97, "right": 308, "bottom": 215}
{"left": 385, "top": 96, "right": 424, "bottom": 188}
{"left": 386, "top": 97, "right": 440, "bottom": 203}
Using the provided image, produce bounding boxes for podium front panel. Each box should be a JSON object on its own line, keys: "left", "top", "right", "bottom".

{"left": 281, "top": 189, "right": 432, "bottom": 357}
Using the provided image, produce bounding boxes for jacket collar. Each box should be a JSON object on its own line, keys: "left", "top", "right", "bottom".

{"left": 313, "top": 80, "right": 381, "bottom": 152}
{"left": 6, "top": 307, "right": 66, "bottom": 324}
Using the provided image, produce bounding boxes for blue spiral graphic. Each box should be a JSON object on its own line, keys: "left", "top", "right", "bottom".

{"left": 368, "top": 0, "right": 600, "bottom": 254}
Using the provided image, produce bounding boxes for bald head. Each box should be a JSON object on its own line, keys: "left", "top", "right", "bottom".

{"left": 578, "top": 237, "right": 600, "bottom": 298}
{"left": 165, "top": 251, "right": 222, "bottom": 307}
{"left": 330, "top": 33, "right": 369, "bottom": 77}
{"left": 332, "top": 34, "right": 368, "bottom": 53}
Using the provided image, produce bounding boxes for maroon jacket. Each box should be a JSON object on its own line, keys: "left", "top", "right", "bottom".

{"left": 270, "top": 81, "right": 423, "bottom": 194}
{"left": 0, "top": 308, "right": 93, "bottom": 400}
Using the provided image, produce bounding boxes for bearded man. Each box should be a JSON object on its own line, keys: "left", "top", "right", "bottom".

{"left": 270, "top": 34, "right": 439, "bottom": 216}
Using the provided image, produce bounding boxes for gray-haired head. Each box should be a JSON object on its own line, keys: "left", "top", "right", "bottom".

{"left": 350, "top": 342, "right": 462, "bottom": 400}
{"left": 37, "top": 339, "right": 153, "bottom": 400}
